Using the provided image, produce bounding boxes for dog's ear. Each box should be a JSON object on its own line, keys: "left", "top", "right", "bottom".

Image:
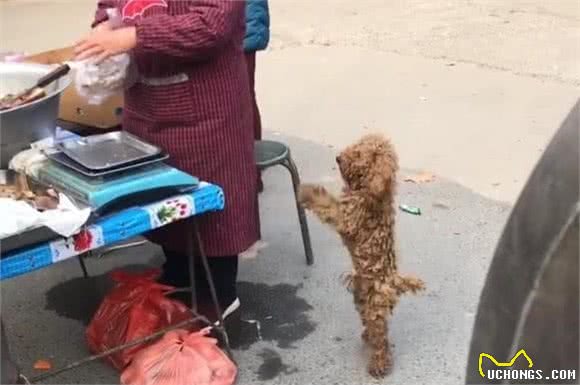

{"left": 368, "top": 143, "right": 398, "bottom": 199}
{"left": 369, "top": 165, "right": 391, "bottom": 198}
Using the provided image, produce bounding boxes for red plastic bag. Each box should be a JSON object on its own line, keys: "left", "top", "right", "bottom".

{"left": 121, "top": 328, "right": 237, "bottom": 385}
{"left": 86, "top": 269, "right": 193, "bottom": 370}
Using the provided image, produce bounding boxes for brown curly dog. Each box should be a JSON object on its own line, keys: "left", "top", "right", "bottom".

{"left": 299, "top": 134, "right": 425, "bottom": 377}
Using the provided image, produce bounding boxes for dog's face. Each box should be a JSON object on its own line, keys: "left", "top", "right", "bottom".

{"left": 336, "top": 134, "right": 399, "bottom": 198}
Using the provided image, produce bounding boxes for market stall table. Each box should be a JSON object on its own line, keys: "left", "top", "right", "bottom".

{"left": 0, "top": 181, "right": 230, "bottom": 383}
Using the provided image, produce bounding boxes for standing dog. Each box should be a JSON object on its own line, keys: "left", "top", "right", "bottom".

{"left": 299, "top": 134, "right": 425, "bottom": 377}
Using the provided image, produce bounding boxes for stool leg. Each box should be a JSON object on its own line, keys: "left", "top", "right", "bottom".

{"left": 185, "top": 219, "right": 198, "bottom": 313}
{"left": 281, "top": 157, "right": 314, "bottom": 265}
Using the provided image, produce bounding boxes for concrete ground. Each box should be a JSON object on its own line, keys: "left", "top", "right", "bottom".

{"left": 1, "top": 0, "right": 579, "bottom": 384}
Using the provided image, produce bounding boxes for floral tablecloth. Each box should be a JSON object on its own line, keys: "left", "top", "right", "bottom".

{"left": 0, "top": 182, "right": 224, "bottom": 280}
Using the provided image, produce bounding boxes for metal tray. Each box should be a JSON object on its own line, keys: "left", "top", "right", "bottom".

{"left": 55, "top": 131, "right": 163, "bottom": 171}
{"left": 47, "top": 151, "right": 169, "bottom": 178}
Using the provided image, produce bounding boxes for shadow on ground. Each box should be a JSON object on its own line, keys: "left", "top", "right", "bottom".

{"left": 1, "top": 133, "right": 511, "bottom": 384}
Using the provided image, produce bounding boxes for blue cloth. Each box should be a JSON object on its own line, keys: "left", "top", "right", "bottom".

{"left": 244, "top": 0, "right": 270, "bottom": 52}
{"left": 0, "top": 183, "right": 225, "bottom": 281}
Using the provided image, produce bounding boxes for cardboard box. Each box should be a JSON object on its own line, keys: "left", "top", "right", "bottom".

{"left": 26, "top": 47, "right": 123, "bottom": 129}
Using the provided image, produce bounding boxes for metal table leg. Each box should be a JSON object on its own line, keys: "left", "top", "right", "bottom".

{"left": 185, "top": 219, "right": 198, "bottom": 312}
{"left": 77, "top": 255, "right": 89, "bottom": 278}
{"left": 187, "top": 219, "right": 231, "bottom": 354}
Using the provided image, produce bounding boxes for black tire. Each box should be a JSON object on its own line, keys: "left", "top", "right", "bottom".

{"left": 466, "top": 100, "right": 579, "bottom": 384}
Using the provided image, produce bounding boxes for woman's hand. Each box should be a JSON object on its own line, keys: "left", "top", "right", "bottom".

{"left": 74, "top": 27, "right": 137, "bottom": 63}
{"left": 93, "top": 20, "right": 113, "bottom": 32}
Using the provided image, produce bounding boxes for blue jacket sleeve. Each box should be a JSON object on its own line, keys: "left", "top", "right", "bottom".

{"left": 243, "top": 0, "right": 270, "bottom": 52}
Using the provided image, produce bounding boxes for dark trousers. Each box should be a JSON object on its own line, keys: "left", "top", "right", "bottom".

{"left": 162, "top": 249, "right": 238, "bottom": 306}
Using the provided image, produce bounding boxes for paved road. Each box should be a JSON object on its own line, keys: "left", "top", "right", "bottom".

{"left": 1, "top": 0, "right": 578, "bottom": 383}
{"left": 3, "top": 139, "right": 511, "bottom": 384}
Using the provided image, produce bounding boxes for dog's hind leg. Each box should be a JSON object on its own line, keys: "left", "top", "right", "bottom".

{"left": 364, "top": 301, "right": 392, "bottom": 378}
{"left": 352, "top": 278, "right": 370, "bottom": 343}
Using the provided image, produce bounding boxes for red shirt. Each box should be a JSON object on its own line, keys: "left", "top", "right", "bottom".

{"left": 94, "top": 0, "right": 259, "bottom": 256}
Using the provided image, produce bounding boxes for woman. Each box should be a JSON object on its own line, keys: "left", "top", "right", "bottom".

{"left": 243, "top": 0, "right": 270, "bottom": 191}
{"left": 75, "top": 0, "right": 260, "bottom": 321}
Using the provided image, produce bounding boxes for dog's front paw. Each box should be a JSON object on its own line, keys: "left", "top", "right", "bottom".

{"left": 411, "top": 278, "right": 426, "bottom": 293}
{"left": 402, "top": 276, "right": 426, "bottom": 293}
{"left": 298, "top": 184, "right": 326, "bottom": 208}
{"left": 392, "top": 275, "right": 426, "bottom": 295}
{"left": 368, "top": 350, "right": 393, "bottom": 378}
{"left": 339, "top": 271, "right": 354, "bottom": 291}
{"left": 361, "top": 328, "right": 370, "bottom": 343}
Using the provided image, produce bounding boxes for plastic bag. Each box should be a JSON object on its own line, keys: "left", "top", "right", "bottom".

{"left": 86, "top": 269, "right": 193, "bottom": 370}
{"left": 73, "top": 8, "right": 137, "bottom": 105}
{"left": 121, "top": 328, "right": 237, "bottom": 385}
{"left": 73, "top": 54, "right": 132, "bottom": 105}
